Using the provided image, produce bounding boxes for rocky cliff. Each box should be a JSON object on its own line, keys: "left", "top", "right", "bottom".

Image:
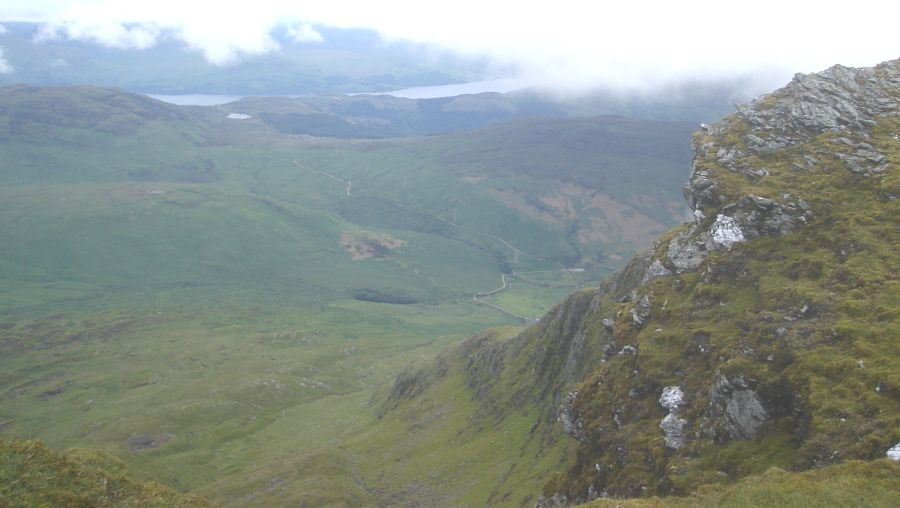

{"left": 383, "top": 58, "right": 899, "bottom": 505}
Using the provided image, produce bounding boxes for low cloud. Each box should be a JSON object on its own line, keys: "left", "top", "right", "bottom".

{"left": 36, "top": 20, "right": 159, "bottom": 50}
{"left": 287, "top": 23, "right": 323, "bottom": 44}
{"left": 0, "top": 47, "right": 13, "bottom": 74}
{"left": 2, "top": 1, "right": 899, "bottom": 91}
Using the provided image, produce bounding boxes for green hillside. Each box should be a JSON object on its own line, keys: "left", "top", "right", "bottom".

{"left": 4, "top": 57, "right": 893, "bottom": 506}
{"left": 1, "top": 438, "right": 210, "bottom": 507}
{"left": 0, "top": 84, "right": 695, "bottom": 504}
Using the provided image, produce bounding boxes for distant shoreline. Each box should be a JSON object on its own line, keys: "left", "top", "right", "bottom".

{"left": 146, "top": 78, "right": 530, "bottom": 106}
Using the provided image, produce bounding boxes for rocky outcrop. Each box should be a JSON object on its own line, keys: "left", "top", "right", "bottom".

{"left": 655, "top": 60, "right": 900, "bottom": 279}
{"left": 659, "top": 386, "right": 687, "bottom": 449}
{"left": 727, "top": 62, "right": 900, "bottom": 146}
{"left": 630, "top": 294, "right": 652, "bottom": 326}
{"left": 536, "top": 59, "right": 898, "bottom": 502}
{"left": 704, "top": 375, "right": 769, "bottom": 440}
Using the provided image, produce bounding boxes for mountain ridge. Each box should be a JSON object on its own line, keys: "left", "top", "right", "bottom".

{"left": 375, "top": 58, "right": 899, "bottom": 505}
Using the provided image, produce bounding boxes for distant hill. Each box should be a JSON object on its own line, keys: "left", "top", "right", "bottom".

{"left": 0, "top": 85, "right": 694, "bottom": 316}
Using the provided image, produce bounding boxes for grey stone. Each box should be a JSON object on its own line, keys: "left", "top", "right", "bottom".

{"left": 557, "top": 391, "right": 584, "bottom": 441}
{"left": 666, "top": 228, "right": 707, "bottom": 273}
{"left": 659, "top": 386, "right": 685, "bottom": 411}
{"left": 660, "top": 413, "right": 687, "bottom": 449}
{"left": 631, "top": 294, "right": 652, "bottom": 326}
{"left": 707, "top": 375, "right": 769, "bottom": 440}
{"left": 641, "top": 259, "right": 673, "bottom": 285}
{"left": 601, "top": 318, "right": 615, "bottom": 332}
{"left": 534, "top": 493, "right": 569, "bottom": 508}
{"left": 706, "top": 214, "right": 745, "bottom": 249}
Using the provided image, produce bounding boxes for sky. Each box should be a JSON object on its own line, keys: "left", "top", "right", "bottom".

{"left": 0, "top": 0, "right": 898, "bottom": 93}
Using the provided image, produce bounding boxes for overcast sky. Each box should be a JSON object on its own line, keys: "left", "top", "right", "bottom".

{"left": 1, "top": 1, "right": 898, "bottom": 93}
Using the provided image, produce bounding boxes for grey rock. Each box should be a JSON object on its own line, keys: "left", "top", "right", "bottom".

{"left": 660, "top": 413, "right": 687, "bottom": 449}
{"left": 641, "top": 259, "right": 673, "bottom": 285}
{"left": 666, "top": 227, "right": 707, "bottom": 273}
{"left": 557, "top": 391, "right": 584, "bottom": 441}
{"left": 601, "top": 318, "right": 615, "bottom": 332}
{"left": 631, "top": 294, "right": 652, "bottom": 326}
{"left": 618, "top": 345, "right": 637, "bottom": 355}
{"left": 659, "top": 386, "right": 685, "bottom": 412}
{"left": 706, "top": 214, "right": 745, "bottom": 249}
{"left": 734, "top": 61, "right": 900, "bottom": 144}
{"left": 534, "top": 493, "right": 569, "bottom": 508}
{"left": 707, "top": 375, "right": 769, "bottom": 440}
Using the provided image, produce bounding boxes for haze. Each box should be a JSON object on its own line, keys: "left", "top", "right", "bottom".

{"left": 1, "top": 0, "right": 898, "bottom": 93}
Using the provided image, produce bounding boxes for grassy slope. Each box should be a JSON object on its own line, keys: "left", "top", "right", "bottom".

{"left": 0, "top": 438, "right": 210, "bottom": 507}
{"left": 587, "top": 460, "right": 899, "bottom": 508}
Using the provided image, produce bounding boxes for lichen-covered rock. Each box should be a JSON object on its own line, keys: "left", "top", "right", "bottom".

{"left": 706, "top": 375, "right": 769, "bottom": 440}
{"left": 534, "top": 492, "right": 569, "bottom": 508}
{"left": 705, "top": 214, "right": 745, "bottom": 249}
{"left": 665, "top": 227, "right": 707, "bottom": 272}
{"left": 557, "top": 391, "right": 584, "bottom": 441}
{"left": 731, "top": 62, "right": 900, "bottom": 145}
{"left": 660, "top": 413, "right": 687, "bottom": 449}
{"left": 659, "top": 386, "right": 685, "bottom": 412}
{"left": 641, "top": 259, "right": 673, "bottom": 285}
{"left": 631, "top": 294, "right": 652, "bottom": 326}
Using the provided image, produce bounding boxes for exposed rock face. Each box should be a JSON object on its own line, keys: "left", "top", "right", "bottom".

{"left": 660, "top": 413, "right": 687, "bottom": 450}
{"left": 641, "top": 259, "right": 673, "bottom": 285}
{"left": 659, "top": 386, "right": 687, "bottom": 449}
{"left": 727, "top": 63, "right": 900, "bottom": 145}
{"left": 664, "top": 60, "right": 899, "bottom": 275}
{"left": 706, "top": 375, "right": 769, "bottom": 440}
{"left": 631, "top": 294, "right": 652, "bottom": 326}
{"left": 557, "top": 390, "right": 584, "bottom": 441}
{"left": 534, "top": 493, "right": 569, "bottom": 508}
{"left": 659, "top": 386, "right": 685, "bottom": 411}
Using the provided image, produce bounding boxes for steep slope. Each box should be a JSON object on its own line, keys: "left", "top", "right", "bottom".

{"left": 376, "top": 59, "right": 899, "bottom": 505}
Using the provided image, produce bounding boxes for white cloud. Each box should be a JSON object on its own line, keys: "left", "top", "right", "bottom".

{"left": 1, "top": 1, "right": 899, "bottom": 90}
{"left": 0, "top": 23, "right": 7, "bottom": 34}
{"left": 36, "top": 20, "right": 159, "bottom": 50}
{"left": 287, "top": 23, "right": 323, "bottom": 44}
{"left": 0, "top": 47, "right": 13, "bottom": 74}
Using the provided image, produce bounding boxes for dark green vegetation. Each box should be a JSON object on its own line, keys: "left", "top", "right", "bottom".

{"left": 0, "top": 84, "right": 693, "bottom": 504}
{"left": 1, "top": 438, "right": 210, "bottom": 506}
